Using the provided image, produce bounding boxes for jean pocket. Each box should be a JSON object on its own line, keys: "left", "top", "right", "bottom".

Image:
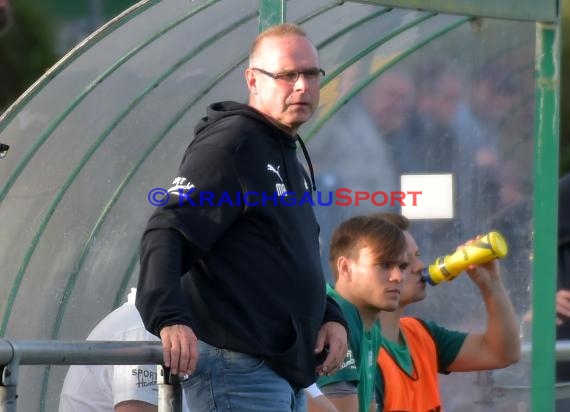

{"left": 221, "top": 349, "right": 265, "bottom": 373}
{"left": 198, "top": 340, "right": 222, "bottom": 357}
{"left": 184, "top": 371, "right": 216, "bottom": 412}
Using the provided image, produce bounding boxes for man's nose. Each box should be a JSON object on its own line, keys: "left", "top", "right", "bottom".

{"left": 415, "top": 260, "right": 426, "bottom": 274}
{"left": 390, "top": 267, "right": 404, "bottom": 283}
{"left": 293, "top": 74, "right": 310, "bottom": 91}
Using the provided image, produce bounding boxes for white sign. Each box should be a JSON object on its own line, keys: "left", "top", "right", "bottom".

{"left": 401, "top": 174, "right": 454, "bottom": 219}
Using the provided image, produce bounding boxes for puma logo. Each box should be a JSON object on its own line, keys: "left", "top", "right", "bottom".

{"left": 267, "top": 164, "right": 284, "bottom": 183}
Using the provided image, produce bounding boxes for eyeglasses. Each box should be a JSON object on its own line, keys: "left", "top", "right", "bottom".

{"left": 252, "top": 67, "right": 325, "bottom": 84}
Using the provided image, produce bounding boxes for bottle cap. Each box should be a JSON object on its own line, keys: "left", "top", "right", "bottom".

{"left": 488, "top": 231, "right": 508, "bottom": 258}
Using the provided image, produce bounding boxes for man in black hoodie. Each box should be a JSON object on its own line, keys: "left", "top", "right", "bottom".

{"left": 136, "top": 23, "right": 348, "bottom": 412}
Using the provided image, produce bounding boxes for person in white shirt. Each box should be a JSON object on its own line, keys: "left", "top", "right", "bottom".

{"left": 59, "top": 288, "right": 190, "bottom": 412}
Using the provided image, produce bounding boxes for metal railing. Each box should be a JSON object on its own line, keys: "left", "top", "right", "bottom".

{"left": 469, "top": 340, "right": 570, "bottom": 409}
{"left": 0, "top": 339, "right": 183, "bottom": 412}
{"left": 3, "top": 339, "right": 570, "bottom": 411}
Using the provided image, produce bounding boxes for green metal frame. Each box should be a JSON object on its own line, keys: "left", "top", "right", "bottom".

{"left": 0, "top": 0, "right": 223, "bottom": 336}
{"left": 349, "top": 0, "right": 557, "bottom": 22}
{"left": 258, "top": 0, "right": 285, "bottom": 31}
{"left": 558, "top": 0, "right": 570, "bottom": 172}
{"left": 0, "top": 1, "right": 561, "bottom": 411}
{"left": 532, "top": 21, "right": 560, "bottom": 412}
{"left": 561, "top": 0, "right": 570, "bottom": 172}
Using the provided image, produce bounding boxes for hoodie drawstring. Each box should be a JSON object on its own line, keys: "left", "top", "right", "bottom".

{"left": 297, "top": 136, "right": 317, "bottom": 192}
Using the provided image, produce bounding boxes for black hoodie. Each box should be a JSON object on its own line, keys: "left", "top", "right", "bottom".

{"left": 136, "top": 101, "right": 347, "bottom": 387}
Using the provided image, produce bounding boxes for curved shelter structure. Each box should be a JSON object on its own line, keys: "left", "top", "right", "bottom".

{"left": 0, "top": 0, "right": 561, "bottom": 410}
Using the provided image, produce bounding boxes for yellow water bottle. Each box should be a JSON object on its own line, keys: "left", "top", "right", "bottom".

{"left": 424, "top": 231, "right": 508, "bottom": 286}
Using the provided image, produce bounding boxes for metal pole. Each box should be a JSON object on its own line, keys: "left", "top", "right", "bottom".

{"left": 258, "top": 0, "right": 285, "bottom": 32}
{"left": 2, "top": 339, "right": 570, "bottom": 410}
{"left": 157, "top": 366, "right": 184, "bottom": 412}
{"left": 0, "top": 341, "right": 19, "bottom": 412}
{"left": 0, "top": 340, "right": 163, "bottom": 365}
{"left": 560, "top": 0, "right": 570, "bottom": 173}
{"left": 531, "top": 19, "right": 560, "bottom": 412}
{"left": 523, "top": 341, "right": 570, "bottom": 361}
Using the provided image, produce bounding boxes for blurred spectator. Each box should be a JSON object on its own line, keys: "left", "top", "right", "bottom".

{"left": 309, "top": 66, "right": 402, "bottom": 280}
{"left": 416, "top": 61, "right": 504, "bottom": 239}
{"left": 310, "top": 95, "right": 399, "bottom": 281}
{"left": 412, "top": 61, "right": 464, "bottom": 173}
{"left": 477, "top": 51, "right": 536, "bottom": 319}
{"left": 487, "top": 196, "right": 533, "bottom": 318}
{"left": 361, "top": 70, "right": 416, "bottom": 145}
{"left": 492, "top": 174, "right": 570, "bottom": 410}
{"left": 475, "top": 48, "right": 534, "bottom": 214}
{"left": 469, "top": 61, "right": 520, "bottom": 131}
{"left": 310, "top": 64, "right": 399, "bottom": 198}
{"left": 360, "top": 69, "right": 418, "bottom": 175}
{"left": 310, "top": 96, "right": 397, "bottom": 197}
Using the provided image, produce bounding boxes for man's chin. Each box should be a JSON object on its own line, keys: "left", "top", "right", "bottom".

{"left": 287, "top": 107, "right": 314, "bottom": 121}
{"left": 411, "top": 293, "right": 427, "bottom": 304}
{"left": 380, "top": 303, "right": 399, "bottom": 312}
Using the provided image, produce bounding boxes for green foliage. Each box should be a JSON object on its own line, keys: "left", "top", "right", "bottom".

{"left": 0, "top": 1, "right": 57, "bottom": 112}
{"left": 103, "top": 0, "right": 140, "bottom": 18}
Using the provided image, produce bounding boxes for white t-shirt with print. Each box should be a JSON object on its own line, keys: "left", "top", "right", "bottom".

{"left": 59, "top": 291, "right": 190, "bottom": 411}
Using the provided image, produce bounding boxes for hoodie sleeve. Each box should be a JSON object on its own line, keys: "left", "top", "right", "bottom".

{"left": 323, "top": 295, "right": 349, "bottom": 333}
{"left": 136, "top": 143, "right": 244, "bottom": 336}
{"left": 136, "top": 228, "right": 193, "bottom": 336}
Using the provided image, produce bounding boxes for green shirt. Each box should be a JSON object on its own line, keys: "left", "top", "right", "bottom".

{"left": 318, "top": 285, "right": 382, "bottom": 412}
{"left": 375, "top": 317, "right": 468, "bottom": 409}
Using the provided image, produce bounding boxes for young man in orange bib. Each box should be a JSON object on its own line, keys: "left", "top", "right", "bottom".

{"left": 376, "top": 213, "right": 520, "bottom": 411}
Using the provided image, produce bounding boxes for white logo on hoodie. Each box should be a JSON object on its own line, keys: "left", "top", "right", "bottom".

{"left": 167, "top": 176, "right": 195, "bottom": 195}
{"left": 267, "top": 164, "right": 284, "bottom": 182}
{"left": 267, "top": 164, "right": 287, "bottom": 196}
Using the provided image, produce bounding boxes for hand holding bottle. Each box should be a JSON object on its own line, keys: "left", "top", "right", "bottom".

{"left": 423, "top": 231, "right": 508, "bottom": 286}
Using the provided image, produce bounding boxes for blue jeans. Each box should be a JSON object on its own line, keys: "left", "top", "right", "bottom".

{"left": 183, "top": 340, "right": 307, "bottom": 412}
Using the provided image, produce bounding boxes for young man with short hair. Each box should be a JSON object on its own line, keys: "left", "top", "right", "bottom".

{"left": 317, "top": 216, "right": 408, "bottom": 412}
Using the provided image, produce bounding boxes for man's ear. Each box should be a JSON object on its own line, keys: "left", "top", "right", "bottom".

{"left": 245, "top": 68, "right": 258, "bottom": 94}
{"left": 337, "top": 256, "right": 352, "bottom": 280}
